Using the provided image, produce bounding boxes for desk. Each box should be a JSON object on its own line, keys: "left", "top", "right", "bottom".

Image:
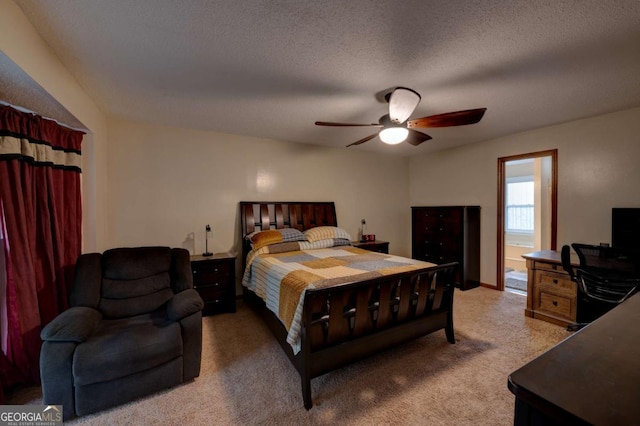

{"left": 508, "top": 293, "right": 640, "bottom": 425}
{"left": 522, "top": 250, "right": 578, "bottom": 327}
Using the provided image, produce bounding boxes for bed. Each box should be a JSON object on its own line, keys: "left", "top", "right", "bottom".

{"left": 240, "top": 201, "right": 458, "bottom": 409}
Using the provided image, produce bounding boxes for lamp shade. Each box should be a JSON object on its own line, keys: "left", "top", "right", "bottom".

{"left": 379, "top": 127, "right": 409, "bottom": 144}
{"left": 389, "top": 87, "right": 421, "bottom": 124}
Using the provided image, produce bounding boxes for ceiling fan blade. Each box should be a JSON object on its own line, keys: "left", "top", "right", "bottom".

{"left": 405, "top": 129, "right": 432, "bottom": 146}
{"left": 388, "top": 87, "right": 421, "bottom": 124}
{"left": 407, "top": 108, "right": 487, "bottom": 129}
{"left": 346, "top": 133, "right": 378, "bottom": 147}
{"left": 316, "top": 121, "right": 382, "bottom": 127}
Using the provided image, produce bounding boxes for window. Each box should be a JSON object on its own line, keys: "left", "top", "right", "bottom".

{"left": 506, "top": 177, "right": 534, "bottom": 233}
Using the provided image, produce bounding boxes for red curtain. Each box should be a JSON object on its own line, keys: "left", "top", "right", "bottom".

{"left": 0, "top": 104, "right": 83, "bottom": 401}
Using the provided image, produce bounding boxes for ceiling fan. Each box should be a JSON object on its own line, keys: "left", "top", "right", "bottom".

{"left": 315, "top": 87, "right": 487, "bottom": 147}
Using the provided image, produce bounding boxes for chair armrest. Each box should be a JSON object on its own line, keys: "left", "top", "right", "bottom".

{"left": 41, "top": 307, "right": 102, "bottom": 343}
{"left": 167, "top": 289, "right": 204, "bottom": 321}
{"left": 561, "top": 245, "right": 576, "bottom": 281}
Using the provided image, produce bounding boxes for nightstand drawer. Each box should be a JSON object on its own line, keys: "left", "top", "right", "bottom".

{"left": 192, "top": 270, "right": 229, "bottom": 287}
{"left": 195, "top": 285, "right": 228, "bottom": 303}
{"left": 191, "top": 261, "right": 231, "bottom": 276}
{"left": 194, "top": 279, "right": 230, "bottom": 291}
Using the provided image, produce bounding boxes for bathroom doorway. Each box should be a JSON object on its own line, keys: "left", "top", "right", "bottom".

{"left": 497, "top": 150, "right": 557, "bottom": 291}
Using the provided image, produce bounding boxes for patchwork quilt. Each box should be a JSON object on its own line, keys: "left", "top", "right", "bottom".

{"left": 242, "top": 245, "right": 435, "bottom": 354}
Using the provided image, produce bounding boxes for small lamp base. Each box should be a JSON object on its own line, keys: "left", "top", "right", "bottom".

{"left": 202, "top": 252, "right": 213, "bottom": 257}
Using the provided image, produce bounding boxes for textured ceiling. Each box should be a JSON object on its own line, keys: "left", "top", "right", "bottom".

{"left": 0, "top": 52, "right": 85, "bottom": 129}
{"left": 8, "top": 0, "right": 640, "bottom": 155}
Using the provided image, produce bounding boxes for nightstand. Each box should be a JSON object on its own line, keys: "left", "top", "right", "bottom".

{"left": 351, "top": 240, "right": 389, "bottom": 254}
{"left": 190, "top": 253, "right": 236, "bottom": 315}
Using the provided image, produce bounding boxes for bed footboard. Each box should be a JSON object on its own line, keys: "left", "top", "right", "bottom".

{"left": 299, "top": 262, "right": 457, "bottom": 408}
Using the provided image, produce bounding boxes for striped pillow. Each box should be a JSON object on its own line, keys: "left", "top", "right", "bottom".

{"left": 303, "top": 226, "right": 351, "bottom": 243}
{"left": 248, "top": 228, "right": 306, "bottom": 250}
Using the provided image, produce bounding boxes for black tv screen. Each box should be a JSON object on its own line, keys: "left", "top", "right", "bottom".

{"left": 612, "top": 208, "right": 640, "bottom": 250}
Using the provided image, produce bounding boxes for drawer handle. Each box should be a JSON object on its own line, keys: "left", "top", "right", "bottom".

{"left": 553, "top": 279, "right": 558, "bottom": 284}
{"left": 214, "top": 282, "right": 219, "bottom": 287}
{"left": 552, "top": 301, "right": 558, "bottom": 306}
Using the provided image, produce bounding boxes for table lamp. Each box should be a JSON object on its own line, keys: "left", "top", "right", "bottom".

{"left": 203, "top": 224, "right": 213, "bottom": 257}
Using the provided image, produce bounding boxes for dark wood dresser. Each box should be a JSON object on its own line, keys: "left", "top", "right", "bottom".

{"left": 351, "top": 240, "right": 389, "bottom": 254}
{"left": 412, "top": 206, "right": 480, "bottom": 290}
{"left": 190, "top": 253, "right": 236, "bottom": 315}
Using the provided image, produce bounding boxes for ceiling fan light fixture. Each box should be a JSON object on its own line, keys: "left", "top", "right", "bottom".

{"left": 388, "top": 87, "right": 421, "bottom": 124}
{"left": 315, "top": 87, "right": 487, "bottom": 148}
{"left": 379, "top": 127, "right": 409, "bottom": 144}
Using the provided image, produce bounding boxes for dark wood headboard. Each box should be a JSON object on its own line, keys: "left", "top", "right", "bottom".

{"left": 239, "top": 201, "right": 337, "bottom": 263}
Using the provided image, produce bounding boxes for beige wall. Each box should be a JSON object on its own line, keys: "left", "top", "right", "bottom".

{"left": 0, "top": 0, "right": 108, "bottom": 252}
{"left": 409, "top": 107, "right": 640, "bottom": 287}
{"left": 504, "top": 245, "right": 529, "bottom": 271}
{"left": 106, "top": 117, "right": 411, "bottom": 259}
{"left": 5, "top": 0, "right": 640, "bottom": 292}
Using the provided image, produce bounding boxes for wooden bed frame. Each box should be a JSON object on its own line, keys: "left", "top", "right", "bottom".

{"left": 240, "top": 201, "right": 458, "bottom": 409}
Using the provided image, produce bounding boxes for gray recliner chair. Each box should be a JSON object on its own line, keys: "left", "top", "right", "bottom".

{"left": 40, "top": 247, "right": 204, "bottom": 420}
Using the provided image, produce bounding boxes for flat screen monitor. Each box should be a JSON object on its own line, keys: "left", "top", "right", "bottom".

{"left": 612, "top": 208, "right": 640, "bottom": 250}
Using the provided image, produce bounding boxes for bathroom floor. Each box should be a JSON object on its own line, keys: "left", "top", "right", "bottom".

{"left": 505, "top": 269, "right": 527, "bottom": 292}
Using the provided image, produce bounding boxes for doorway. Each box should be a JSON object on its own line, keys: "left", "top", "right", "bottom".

{"left": 497, "top": 150, "right": 557, "bottom": 291}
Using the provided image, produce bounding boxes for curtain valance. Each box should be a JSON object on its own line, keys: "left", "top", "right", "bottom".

{"left": 0, "top": 104, "right": 83, "bottom": 171}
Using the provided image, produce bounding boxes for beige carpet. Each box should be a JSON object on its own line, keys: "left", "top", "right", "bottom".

{"left": 8, "top": 287, "right": 571, "bottom": 425}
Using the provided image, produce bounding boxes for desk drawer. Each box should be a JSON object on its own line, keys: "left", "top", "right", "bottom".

{"left": 537, "top": 271, "right": 576, "bottom": 294}
{"left": 537, "top": 291, "right": 573, "bottom": 319}
{"left": 534, "top": 261, "right": 564, "bottom": 273}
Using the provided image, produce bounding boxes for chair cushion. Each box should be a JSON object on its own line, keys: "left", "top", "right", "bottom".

{"left": 99, "top": 272, "right": 175, "bottom": 318}
{"left": 102, "top": 247, "right": 172, "bottom": 280}
{"left": 99, "top": 247, "right": 175, "bottom": 318}
{"left": 72, "top": 312, "right": 182, "bottom": 386}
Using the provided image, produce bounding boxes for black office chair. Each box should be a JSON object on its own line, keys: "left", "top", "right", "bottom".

{"left": 561, "top": 243, "right": 640, "bottom": 331}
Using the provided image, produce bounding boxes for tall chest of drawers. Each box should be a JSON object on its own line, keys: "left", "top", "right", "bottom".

{"left": 412, "top": 206, "right": 481, "bottom": 290}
